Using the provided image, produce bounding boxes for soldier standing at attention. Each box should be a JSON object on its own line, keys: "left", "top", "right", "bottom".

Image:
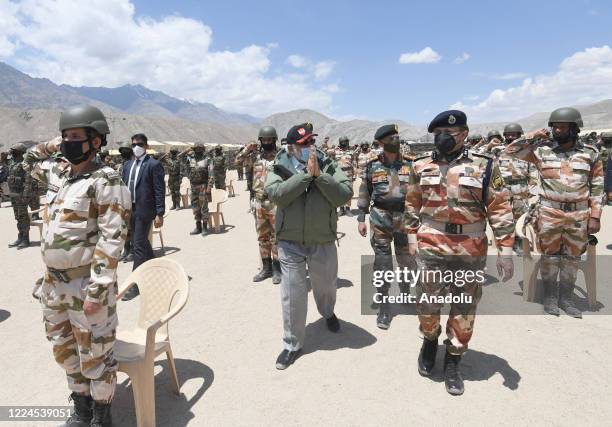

{"left": 505, "top": 107, "right": 604, "bottom": 318}
{"left": 356, "top": 142, "right": 371, "bottom": 179}
{"left": 336, "top": 136, "right": 357, "bottom": 216}
{"left": 212, "top": 145, "right": 227, "bottom": 190}
{"left": 179, "top": 143, "right": 210, "bottom": 236}
{"left": 405, "top": 110, "right": 514, "bottom": 396}
{"left": 241, "top": 127, "right": 282, "bottom": 284}
{"left": 160, "top": 147, "right": 182, "bottom": 210}
{"left": 598, "top": 132, "right": 612, "bottom": 198}
{"left": 7, "top": 143, "right": 31, "bottom": 248}
{"left": 23, "top": 105, "right": 131, "bottom": 426}
{"left": 357, "top": 124, "right": 415, "bottom": 329}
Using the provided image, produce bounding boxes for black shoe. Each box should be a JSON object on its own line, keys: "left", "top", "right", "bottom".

{"left": 417, "top": 337, "right": 438, "bottom": 376}
{"left": 17, "top": 235, "right": 29, "bottom": 249}
{"left": 338, "top": 207, "right": 345, "bottom": 217}
{"left": 201, "top": 221, "right": 209, "bottom": 237}
{"left": 271, "top": 260, "right": 282, "bottom": 285}
{"left": 275, "top": 348, "right": 302, "bottom": 370}
{"left": 559, "top": 283, "right": 582, "bottom": 318}
{"left": 376, "top": 308, "right": 391, "bottom": 330}
{"left": 253, "top": 258, "right": 273, "bottom": 282}
{"left": 326, "top": 314, "right": 340, "bottom": 332}
{"left": 62, "top": 392, "right": 92, "bottom": 427}
{"left": 543, "top": 281, "right": 560, "bottom": 316}
{"left": 121, "top": 285, "right": 140, "bottom": 301}
{"left": 8, "top": 233, "right": 22, "bottom": 248}
{"left": 190, "top": 221, "right": 202, "bottom": 235}
{"left": 169, "top": 205, "right": 176, "bottom": 210}
{"left": 90, "top": 401, "right": 112, "bottom": 427}
{"left": 444, "top": 351, "right": 464, "bottom": 396}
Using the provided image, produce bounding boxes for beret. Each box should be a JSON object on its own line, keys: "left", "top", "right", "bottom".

{"left": 374, "top": 124, "right": 399, "bottom": 141}
{"left": 427, "top": 110, "right": 467, "bottom": 133}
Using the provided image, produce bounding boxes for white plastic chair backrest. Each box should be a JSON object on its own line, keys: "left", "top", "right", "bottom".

{"left": 180, "top": 177, "right": 191, "bottom": 195}
{"left": 211, "top": 188, "right": 228, "bottom": 212}
{"left": 121, "top": 258, "right": 189, "bottom": 337}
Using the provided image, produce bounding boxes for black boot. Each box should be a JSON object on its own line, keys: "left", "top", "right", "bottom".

{"left": 338, "top": 207, "right": 345, "bottom": 217}
{"left": 253, "top": 258, "right": 273, "bottom": 282}
{"left": 444, "top": 351, "right": 464, "bottom": 396}
{"left": 190, "top": 221, "right": 202, "bottom": 235}
{"left": 8, "top": 232, "right": 22, "bottom": 248}
{"left": 201, "top": 221, "right": 209, "bottom": 237}
{"left": 272, "top": 260, "right": 282, "bottom": 284}
{"left": 169, "top": 202, "right": 176, "bottom": 210}
{"left": 376, "top": 287, "right": 391, "bottom": 329}
{"left": 17, "top": 232, "right": 29, "bottom": 249}
{"left": 559, "top": 282, "right": 582, "bottom": 318}
{"left": 61, "top": 392, "right": 92, "bottom": 427}
{"left": 90, "top": 401, "right": 112, "bottom": 427}
{"left": 542, "top": 281, "right": 560, "bottom": 316}
{"left": 120, "top": 241, "right": 131, "bottom": 261}
{"left": 418, "top": 337, "right": 438, "bottom": 377}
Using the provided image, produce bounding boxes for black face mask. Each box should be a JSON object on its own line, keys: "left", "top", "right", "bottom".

{"left": 60, "top": 140, "right": 92, "bottom": 165}
{"left": 552, "top": 130, "right": 574, "bottom": 145}
{"left": 261, "top": 143, "right": 276, "bottom": 152}
{"left": 170, "top": 153, "right": 177, "bottom": 159}
{"left": 194, "top": 150, "right": 204, "bottom": 157}
{"left": 434, "top": 132, "right": 457, "bottom": 155}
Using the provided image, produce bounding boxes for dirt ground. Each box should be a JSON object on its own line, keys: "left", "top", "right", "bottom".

{"left": 1, "top": 170, "right": 611, "bottom": 426}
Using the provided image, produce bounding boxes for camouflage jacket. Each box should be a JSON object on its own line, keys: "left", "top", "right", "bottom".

{"left": 23, "top": 143, "right": 132, "bottom": 304}
{"left": 235, "top": 147, "right": 258, "bottom": 171}
{"left": 356, "top": 150, "right": 370, "bottom": 179}
{"left": 184, "top": 155, "right": 210, "bottom": 185}
{"left": 357, "top": 153, "right": 412, "bottom": 224}
{"left": 404, "top": 150, "right": 514, "bottom": 253}
{"left": 212, "top": 154, "right": 226, "bottom": 177}
{"left": 7, "top": 157, "right": 31, "bottom": 195}
{"left": 482, "top": 145, "right": 533, "bottom": 197}
{"left": 252, "top": 149, "right": 278, "bottom": 201}
{"left": 164, "top": 157, "right": 182, "bottom": 178}
{"left": 335, "top": 147, "right": 358, "bottom": 179}
{"left": 505, "top": 139, "right": 604, "bottom": 218}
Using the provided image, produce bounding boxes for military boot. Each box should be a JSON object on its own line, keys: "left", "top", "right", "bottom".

{"left": 190, "top": 221, "right": 202, "bottom": 235}
{"left": 542, "top": 281, "right": 560, "bottom": 316}
{"left": 90, "top": 401, "right": 112, "bottom": 427}
{"left": 120, "top": 241, "right": 131, "bottom": 261}
{"left": 558, "top": 282, "right": 582, "bottom": 318}
{"left": 253, "top": 258, "right": 273, "bottom": 282}
{"left": 201, "top": 221, "right": 209, "bottom": 237}
{"left": 272, "top": 260, "right": 282, "bottom": 284}
{"left": 169, "top": 201, "right": 177, "bottom": 210}
{"left": 17, "top": 232, "right": 30, "bottom": 249}
{"left": 376, "top": 287, "right": 391, "bottom": 329}
{"left": 444, "top": 351, "right": 464, "bottom": 396}
{"left": 8, "top": 232, "right": 23, "bottom": 248}
{"left": 61, "top": 392, "right": 92, "bottom": 427}
{"left": 417, "top": 337, "right": 438, "bottom": 377}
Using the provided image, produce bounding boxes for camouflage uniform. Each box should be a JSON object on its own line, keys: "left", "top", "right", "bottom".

{"left": 252, "top": 149, "right": 278, "bottom": 260}
{"left": 164, "top": 154, "right": 182, "bottom": 208}
{"left": 356, "top": 148, "right": 370, "bottom": 179}
{"left": 336, "top": 147, "right": 357, "bottom": 210}
{"left": 23, "top": 142, "right": 131, "bottom": 404}
{"left": 7, "top": 154, "right": 31, "bottom": 239}
{"left": 505, "top": 138, "right": 604, "bottom": 310}
{"left": 358, "top": 152, "right": 415, "bottom": 326}
{"left": 186, "top": 154, "right": 210, "bottom": 225}
{"left": 236, "top": 145, "right": 258, "bottom": 201}
{"left": 405, "top": 149, "right": 514, "bottom": 355}
{"left": 212, "top": 149, "right": 227, "bottom": 190}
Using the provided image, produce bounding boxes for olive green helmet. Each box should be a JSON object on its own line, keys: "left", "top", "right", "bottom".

{"left": 194, "top": 142, "right": 205, "bottom": 150}
{"left": 169, "top": 147, "right": 179, "bottom": 153}
{"left": 487, "top": 130, "right": 502, "bottom": 140}
{"left": 10, "top": 142, "right": 27, "bottom": 153}
{"left": 467, "top": 133, "right": 482, "bottom": 142}
{"left": 339, "top": 136, "right": 349, "bottom": 144}
{"left": 258, "top": 126, "right": 278, "bottom": 140}
{"left": 548, "top": 107, "right": 583, "bottom": 128}
{"left": 503, "top": 123, "right": 524, "bottom": 135}
{"left": 59, "top": 105, "right": 110, "bottom": 135}
{"left": 119, "top": 141, "right": 132, "bottom": 151}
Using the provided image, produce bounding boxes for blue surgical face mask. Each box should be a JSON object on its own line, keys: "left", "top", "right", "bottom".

{"left": 297, "top": 146, "right": 311, "bottom": 163}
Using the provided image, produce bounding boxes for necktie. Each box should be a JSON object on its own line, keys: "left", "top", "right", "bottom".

{"left": 129, "top": 160, "right": 140, "bottom": 202}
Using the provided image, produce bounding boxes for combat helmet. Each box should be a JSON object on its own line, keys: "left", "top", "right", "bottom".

{"left": 59, "top": 105, "right": 110, "bottom": 146}
{"left": 258, "top": 126, "right": 278, "bottom": 140}
{"left": 548, "top": 107, "right": 583, "bottom": 128}
{"left": 503, "top": 123, "right": 524, "bottom": 135}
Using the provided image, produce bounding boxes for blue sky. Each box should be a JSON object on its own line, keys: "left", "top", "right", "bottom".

{"left": 2, "top": 0, "right": 612, "bottom": 123}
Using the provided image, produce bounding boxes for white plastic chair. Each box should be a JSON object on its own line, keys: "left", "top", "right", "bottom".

{"left": 180, "top": 177, "right": 191, "bottom": 209}
{"left": 148, "top": 212, "right": 170, "bottom": 251}
{"left": 115, "top": 258, "right": 190, "bottom": 427}
{"left": 28, "top": 204, "right": 47, "bottom": 240}
{"left": 209, "top": 188, "right": 228, "bottom": 232}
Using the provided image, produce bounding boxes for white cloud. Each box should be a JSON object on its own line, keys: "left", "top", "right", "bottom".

{"left": 0, "top": 0, "right": 337, "bottom": 117}
{"left": 493, "top": 72, "right": 528, "bottom": 80}
{"left": 287, "top": 54, "right": 308, "bottom": 68}
{"left": 399, "top": 47, "right": 441, "bottom": 64}
{"left": 453, "top": 52, "right": 471, "bottom": 64}
{"left": 322, "top": 83, "right": 340, "bottom": 93}
{"left": 451, "top": 45, "right": 612, "bottom": 122}
{"left": 314, "top": 61, "right": 335, "bottom": 80}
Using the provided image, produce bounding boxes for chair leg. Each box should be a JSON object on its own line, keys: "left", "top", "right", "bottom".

{"left": 166, "top": 348, "right": 181, "bottom": 395}
{"left": 131, "top": 363, "right": 156, "bottom": 427}
{"left": 586, "top": 245, "right": 597, "bottom": 309}
{"left": 159, "top": 231, "right": 165, "bottom": 251}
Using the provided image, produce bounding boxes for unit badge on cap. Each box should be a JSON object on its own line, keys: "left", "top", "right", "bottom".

{"left": 448, "top": 115, "right": 456, "bottom": 125}
{"left": 298, "top": 128, "right": 306, "bottom": 136}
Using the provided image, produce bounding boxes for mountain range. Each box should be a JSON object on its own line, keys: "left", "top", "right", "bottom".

{"left": 0, "top": 61, "right": 610, "bottom": 150}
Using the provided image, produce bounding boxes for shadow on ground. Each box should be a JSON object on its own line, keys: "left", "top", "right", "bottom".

{"left": 303, "top": 318, "right": 377, "bottom": 356}
{"left": 0, "top": 309, "right": 10, "bottom": 323}
{"left": 113, "top": 358, "right": 214, "bottom": 427}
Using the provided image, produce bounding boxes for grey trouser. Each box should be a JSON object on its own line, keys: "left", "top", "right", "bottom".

{"left": 278, "top": 240, "right": 338, "bottom": 351}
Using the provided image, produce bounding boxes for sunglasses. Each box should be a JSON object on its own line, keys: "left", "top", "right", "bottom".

{"left": 132, "top": 142, "right": 146, "bottom": 147}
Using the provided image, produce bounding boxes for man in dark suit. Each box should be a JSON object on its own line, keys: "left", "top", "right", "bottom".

{"left": 122, "top": 133, "right": 166, "bottom": 300}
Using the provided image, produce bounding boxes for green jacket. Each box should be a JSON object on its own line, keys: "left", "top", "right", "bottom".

{"left": 265, "top": 148, "right": 353, "bottom": 245}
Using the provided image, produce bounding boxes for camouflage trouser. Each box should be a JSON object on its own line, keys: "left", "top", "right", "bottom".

{"left": 40, "top": 272, "right": 117, "bottom": 403}
{"left": 369, "top": 208, "right": 415, "bottom": 293}
{"left": 246, "top": 171, "right": 254, "bottom": 198}
{"left": 341, "top": 168, "right": 353, "bottom": 209}
{"left": 535, "top": 206, "right": 590, "bottom": 285}
{"left": 416, "top": 255, "right": 485, "bottom": 355}
{"left": 191, "top": 183, "right": 209, "bottom": 222}
{"left": 510, "top": 193, "right": 529, "bottom": 221}
{"left": 254, "top": 199, "right": 277, "bottom": 259}
{"left": 29, "top": 193, "right": 40, "bottom": 212}
{"left": 10, "top": 195, "right": 30, "bottom": 233}
{"left": 168, "top": 175, "right": 181, "bottom": 204}
{"left": 214, "top": 174, "right": 226, "bottom": 190}
{"left": 237, "top": 167, "right": 244, "bottom": 180}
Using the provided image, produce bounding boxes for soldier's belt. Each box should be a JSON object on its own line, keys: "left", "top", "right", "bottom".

{"left": 539, "top": 198, "right": 589, "bottom": 211}
{"left": 47, "top": 264, "right": 91, "bottom": 283}
{"left": 373, "top": 200, "right": 405, "bottom": 212}
{"left": 505, "top": 178, "right": 528, "bottom": 185}
{"left": 421, "top": 218, "right": 486, "bottom": 235}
